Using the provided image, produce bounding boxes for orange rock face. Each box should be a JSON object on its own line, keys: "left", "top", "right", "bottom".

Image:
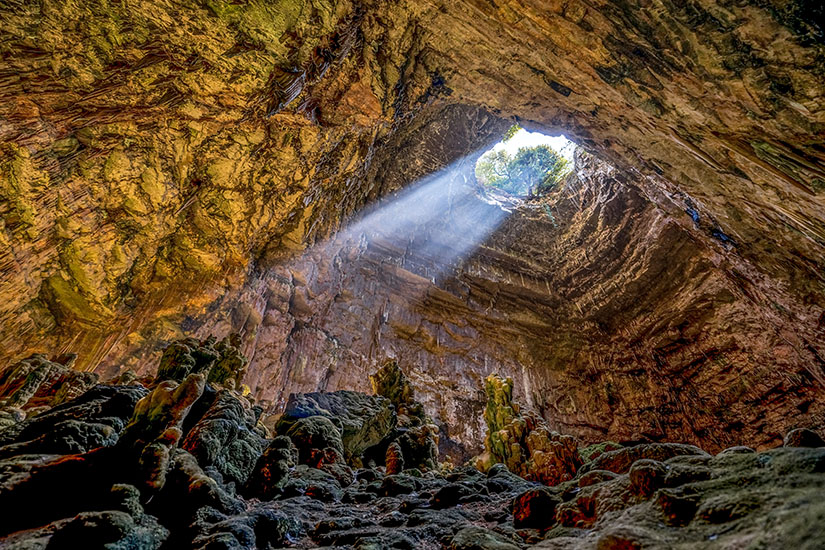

{"left": 1, "top": 0, "right": 824, "bottom": 457}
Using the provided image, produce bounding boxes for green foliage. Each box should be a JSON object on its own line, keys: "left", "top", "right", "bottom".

{"left": 501, "top": 124, "right": 521, "bottom": 142}
{"left": 475, "top": 144, "right": 569, "bottom": 196}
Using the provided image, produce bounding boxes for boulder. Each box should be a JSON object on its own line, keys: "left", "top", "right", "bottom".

{"left": 0, "top": 419, "right": 118, "bottom": 458}
{"left": 577, "top": 470, "right": 620, "bottom": 488}
{"left": 379, "top": 474, "right": 417, "bottom": 496}
{"left": 450, "top": 526, "right": 520, "bottom": 550}
{"left": 396, "top": 423, "right": 439, "bottom": 471}
{"left": 716, "top": 446, "right": 756, "bottom": 456}
{"left": 245, "top": 435, "right": 296, "bottom": 499}
{"left": 46, "top": 510, "right": 168, "bottom": 550}
{"left": 282, "top": 465, "right": 344, "bottom": 501}
{"left": 579, "top": 443, "right": 710, "bottom": 475}
{"left": 784, "top": 428, "right": 825, "bottom": 448}
{"left": 512, "top": 486, "right": 561, "bottom": 529}
{"left": 276, "top": 391, "right": 396, "bottom": 464}
{"left": 283, "top": 415, "right": 345, "bottom": 467}
{"left": 0, "top": 384, "right": 147, "bottom": 455}
{"left": 430, "top": 482, "right": 479, "bottom": 509}
{"left": 181, "top": 390, "right": 266, "bottom": 485}
{"left": 486, "top": 463, "right": 534, "bottom": 494}
{"left": 628, "top": 459, "right": 667, "bottom": 497}
{"left": 656, "top": 486, "right": 702, "bottom": 526}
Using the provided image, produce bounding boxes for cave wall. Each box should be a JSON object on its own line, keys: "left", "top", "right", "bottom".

{"left": 0, "top": 0, "right": 440, "bottom": 369}
{"left": 1, "top": 0, "right": 824, "bottom": 453}
{"left": 135, "top": 148, "right": 821, "bottom": 459}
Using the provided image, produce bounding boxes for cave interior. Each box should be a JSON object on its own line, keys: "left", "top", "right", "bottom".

{"left": 1, "top": 0, "right": 825, "bottom": 548}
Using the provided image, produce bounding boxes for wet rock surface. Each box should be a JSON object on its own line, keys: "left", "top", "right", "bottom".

{"left": 1, "top": 350, "right": 823, "bottom": 549}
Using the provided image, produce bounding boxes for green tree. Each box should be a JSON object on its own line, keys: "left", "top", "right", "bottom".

{"left": 475, "top": 144, "right": 569, "bottom": 196}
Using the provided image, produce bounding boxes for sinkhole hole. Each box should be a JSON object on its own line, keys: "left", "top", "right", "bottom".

{"left": 475, "top": 125, "right": 574, "bottom": 198}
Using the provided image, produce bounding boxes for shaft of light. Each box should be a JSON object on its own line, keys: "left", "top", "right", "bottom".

{"left": 332, "top": 155, "right": 511, "bottom": 277}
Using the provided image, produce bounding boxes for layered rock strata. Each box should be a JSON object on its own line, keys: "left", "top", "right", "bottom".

{"left": 100, "top": 149, "right": 821, "bottom": 458}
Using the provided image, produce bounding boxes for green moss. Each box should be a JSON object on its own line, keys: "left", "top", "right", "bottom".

{"left": 60, "top": 243, "right": 96, "bottom": 297}
{"left": 0, "top": 144, "right": 48, "bottom": 238}
{"left": 51, "top": 137, "right": 80, "bottom": 156}
{"left": 579, "top": 441, "right": 622, "bottom": 463}
{"left": 42, "top": 275, "right": 104, "bottom": 324}
{"left": 103, "top": 149, "right": 132, "bottom": 182}
{"left": 140, "top": 167, "right": 165, "bottom": 206}
{"left": 370, "top": 360, "right": 415, "bottom": 407}
{"left": 204, "top": 0, "right": 306, "bottom": 61}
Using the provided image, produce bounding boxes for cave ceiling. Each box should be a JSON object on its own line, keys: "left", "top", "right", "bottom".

{"left": 1, "top": 0, "right": 824, "bottom": 452}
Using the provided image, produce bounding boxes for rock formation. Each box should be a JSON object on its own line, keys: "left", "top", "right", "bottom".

{"left": 0, "top": 352, "right": 823, "bottom": 549}
{"left": 477, "top": 374, "right": 582, "bottom": 486}
{"left": 1, "top": 0, "right": 823, "bottom": 457}
{"left": 2, "top": 0, "right": 825, "bottom": 546}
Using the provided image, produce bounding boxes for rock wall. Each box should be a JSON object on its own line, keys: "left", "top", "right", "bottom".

{"left": 270, "top": 151, "right": 822, "bottom": 455}
{"left": 0, "top": 0, "right": 444, "bottom": 369}
{"left": 1, "top": 1, "right": 824, "bottom": 455}
{"left": 79, "top": 147, "right": 821, "bottom": 459}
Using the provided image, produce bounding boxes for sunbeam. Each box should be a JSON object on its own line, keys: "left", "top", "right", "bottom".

{"left": 328, "top": 153, "right": 514, "bottom": 280}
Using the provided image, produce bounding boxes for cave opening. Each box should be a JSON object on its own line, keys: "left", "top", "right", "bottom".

{"left": 475, "top": 125, "right": 575, "bottom": 198}
{"left": 326, "top": 149, "right": 515, "bottom": 287}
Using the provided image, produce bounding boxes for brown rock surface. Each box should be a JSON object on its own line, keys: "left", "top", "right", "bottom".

{"left": 0, "top": 349, "right": 823, "bottom": 549}
{"left": 1, "top": 0, "right": 824, "bottom": 458}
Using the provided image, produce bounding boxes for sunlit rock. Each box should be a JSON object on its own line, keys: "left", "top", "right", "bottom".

{"left": 0, "top": 354, "right": 98, "bottom": 410}
{"left": 155, "top": 335, "right": 247, "bottom": 389}
{"left": 117, "top": 373, "right": 206, "bottom": 491}
{"left": 478, "top": 374, "right": 581, "bottom": 486}
{"left": 1, "top": 0, "right": 825, "bottom": 547}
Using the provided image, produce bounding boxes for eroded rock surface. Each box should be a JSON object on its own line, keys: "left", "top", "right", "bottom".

{"left": 1, "top": 0, "right": 824, "bottom": 460}
{"left": 477, "top": 374, "right": 582, "bottom": 486}
{"left": 276, "top": 390, "right": 396, "bottom": 466}
{"left": 0, "top": 353, "right": 823, "bottom": 549}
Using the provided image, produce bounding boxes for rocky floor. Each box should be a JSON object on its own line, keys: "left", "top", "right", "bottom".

{"left": 1, "top": 342, "right": 824, "bottom": 549}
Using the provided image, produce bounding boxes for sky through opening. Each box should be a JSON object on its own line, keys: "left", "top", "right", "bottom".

{"left": 486, "top": 129, "right": 574, "bottom": 162}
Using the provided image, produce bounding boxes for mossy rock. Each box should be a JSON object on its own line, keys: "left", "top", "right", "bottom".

{"left": 579, "top": 441, "right": 623, "bottom": 464}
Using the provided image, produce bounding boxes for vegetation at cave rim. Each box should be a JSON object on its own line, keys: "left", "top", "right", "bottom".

{"left": 475, "top": 125, "right": 571, "bottom": 197}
